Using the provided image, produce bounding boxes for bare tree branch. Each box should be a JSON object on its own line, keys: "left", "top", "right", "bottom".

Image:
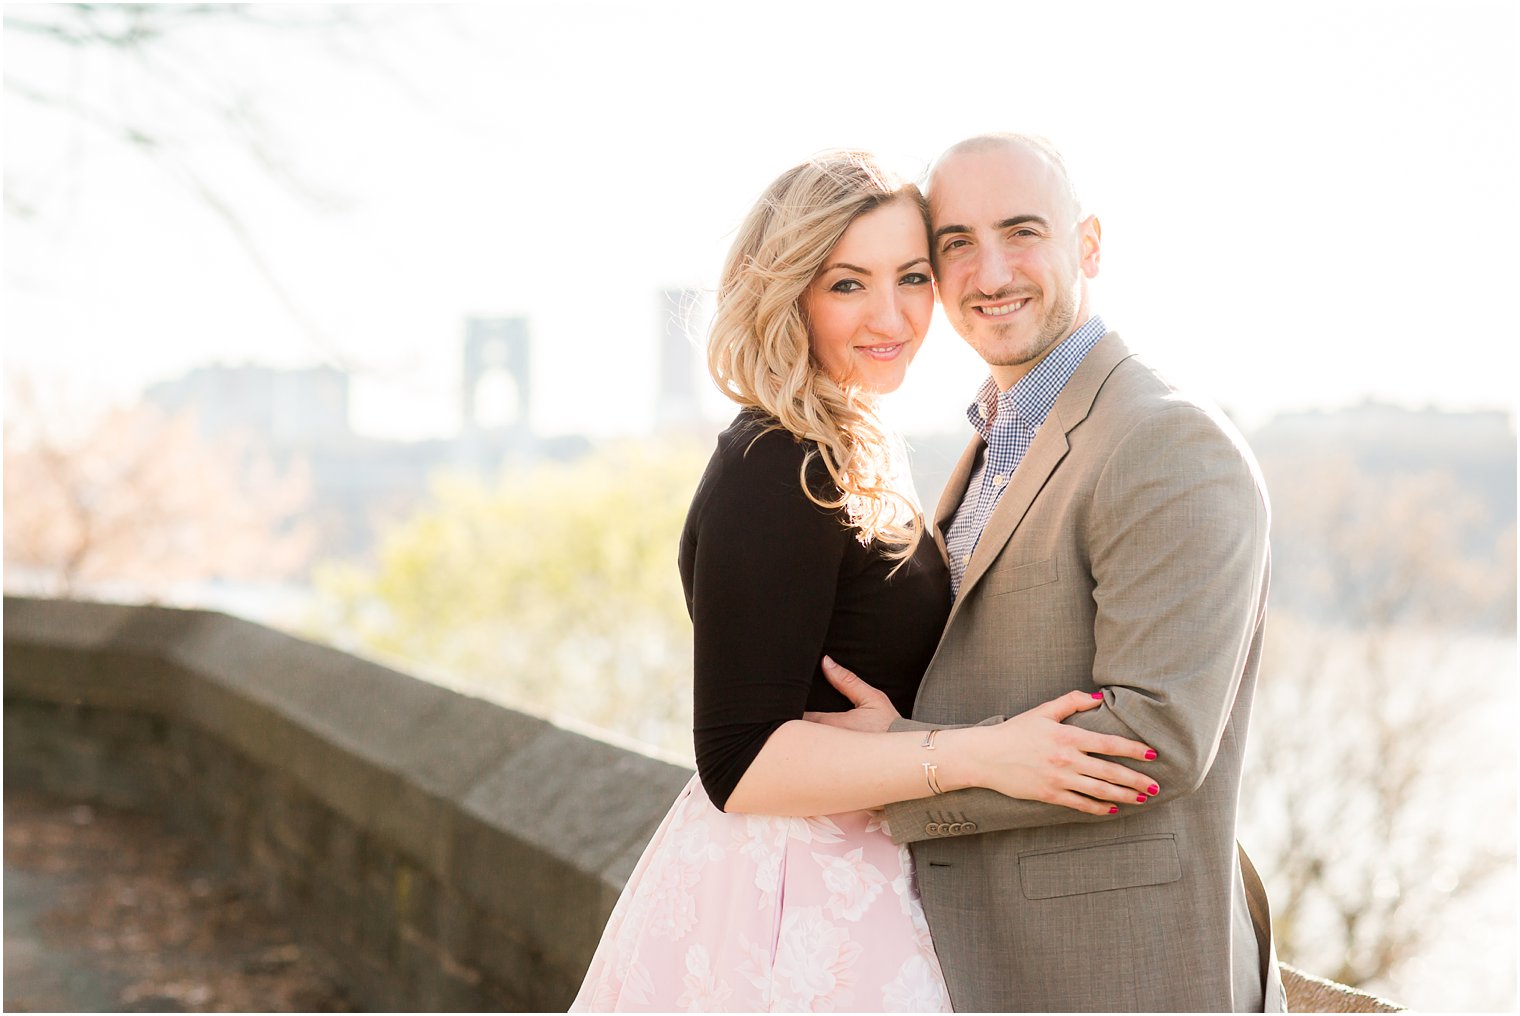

{"left": 4, "top": 3, "right": 433, "bottom": 368}
{"left": 1242, "top": 451, "right": 1513, "bottom": 1001}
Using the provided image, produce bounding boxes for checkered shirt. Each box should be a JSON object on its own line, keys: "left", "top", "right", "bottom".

{"left": 944, "top": 316, "right": 1107, "bottom": 595}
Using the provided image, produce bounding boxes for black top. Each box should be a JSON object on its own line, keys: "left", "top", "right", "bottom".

{"left": 678, "top": 410, "right": 953, "bottom": 811}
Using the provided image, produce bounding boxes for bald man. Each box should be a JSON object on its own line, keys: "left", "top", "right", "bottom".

{"left": 818, "top": 135, "right": 1285, "bottom": 1012}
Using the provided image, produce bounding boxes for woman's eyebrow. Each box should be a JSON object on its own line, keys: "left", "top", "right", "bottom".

{"left": 822, "top": 257, "right": 930, "bottom": 275}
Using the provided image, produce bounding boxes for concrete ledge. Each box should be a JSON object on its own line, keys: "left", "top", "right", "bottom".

{"left": 1282, "top": 964, "right": 1404, "bottom": 1013}
{"left": 4, "top": 596, "right": 691, "bottom": 1010}
{"left": 4, "top": 596, "right": 1404, "bottom": 1012}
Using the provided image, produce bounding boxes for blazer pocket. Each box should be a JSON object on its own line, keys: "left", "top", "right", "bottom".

{"left": 982, "top": 557, "right": 1058, "bottom": 596}
{"left": 1018, "top": 833, "right": 1182, "bottom": 900}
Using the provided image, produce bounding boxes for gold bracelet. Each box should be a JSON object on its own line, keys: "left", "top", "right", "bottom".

{"left": 921, "top": 728, "right": 946, "bottom": 794}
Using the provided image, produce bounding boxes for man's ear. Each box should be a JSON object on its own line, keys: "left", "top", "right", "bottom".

{"left": 1079, "top": 215, "right": 1102, "bottom": 278}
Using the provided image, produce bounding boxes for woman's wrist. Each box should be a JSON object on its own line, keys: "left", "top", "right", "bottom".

{"left": 923, "top": 726, "right": 983, "bottom": 794}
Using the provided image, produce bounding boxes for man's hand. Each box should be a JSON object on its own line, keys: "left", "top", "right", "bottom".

{"left": 800, "top": 656, "right": 901, "bottom": 733}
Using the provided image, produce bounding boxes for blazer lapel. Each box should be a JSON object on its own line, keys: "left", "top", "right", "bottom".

{"left": 931, "top": 434, "right": 983, "bottom": 567}
{"left": 954, "top": 331, "right": 1136, "bottom": 603}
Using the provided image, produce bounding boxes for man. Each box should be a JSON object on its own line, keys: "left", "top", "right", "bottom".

{"left": 819, "top": 134, "right": 1285, "bottom": 1012}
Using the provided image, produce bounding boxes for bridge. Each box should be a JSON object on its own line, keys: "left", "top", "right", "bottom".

{"left": 4, "top": 596, "right": 1400, "bottom": 1011}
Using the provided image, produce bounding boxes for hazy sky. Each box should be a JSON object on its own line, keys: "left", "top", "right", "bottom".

{"left": 5, "top": 1, "right": 1517, "bottom": 438}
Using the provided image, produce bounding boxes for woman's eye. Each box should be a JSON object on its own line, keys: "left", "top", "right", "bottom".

{"left": 830, "top": 279, "right": 863, "bottom": 293}
{"left": 901, "top": 272, "right": 931, "bottom": 286}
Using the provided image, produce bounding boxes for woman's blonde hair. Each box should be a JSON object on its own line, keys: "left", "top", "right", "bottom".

{"left": 707, "top": 150, "right": 929, "bottom": 561}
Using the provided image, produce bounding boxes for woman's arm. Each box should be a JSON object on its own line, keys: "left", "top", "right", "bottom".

{"left": 685, "top": 427, "right": 850, "bottom": 811}
{"left": 727, "top": 686, "right": 1158, "bottom": 816}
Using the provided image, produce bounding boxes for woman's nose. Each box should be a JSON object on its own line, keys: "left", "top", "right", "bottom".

{"left": 865, "top": 290, "right": 906, "bottom": 334}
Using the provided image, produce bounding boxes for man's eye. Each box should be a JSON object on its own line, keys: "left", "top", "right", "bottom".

{"left": 941, "top": 238, "right": 969, "bottom": 252}
{"left": 1012, "top": 228, "right": 1038, "bottom": 238}
{"left": 901, "top": 272, "right": 931, "bottom": 286}
{"left": 830, "top": 279, "right": 863, "bottom": 293}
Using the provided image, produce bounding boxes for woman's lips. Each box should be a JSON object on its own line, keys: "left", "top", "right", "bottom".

{"left": 857, "top": 342, "right": 906, "bottom": 361}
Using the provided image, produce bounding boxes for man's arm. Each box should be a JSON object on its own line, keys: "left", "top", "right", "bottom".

{"left": 883, "top": 404, "right": 1270, "bottom": 844}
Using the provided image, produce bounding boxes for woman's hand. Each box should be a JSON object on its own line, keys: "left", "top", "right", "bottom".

{"left": 799, "top": 660, "right": 1158, "bottom": 816}
{"left": 966, "top": 692, "right": 1159, "bottom": 815}
{"left": 800, "top": 655, "right": 902, "bottom": 733}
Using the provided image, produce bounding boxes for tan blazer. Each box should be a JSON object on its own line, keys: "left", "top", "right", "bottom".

{"left": 885, "top": 333, "right": 1286, "bottom": 1012}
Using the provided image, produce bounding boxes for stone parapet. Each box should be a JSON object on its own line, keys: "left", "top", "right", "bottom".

{"left": 3, "top": 596, "right": 690, "bottom": 1011}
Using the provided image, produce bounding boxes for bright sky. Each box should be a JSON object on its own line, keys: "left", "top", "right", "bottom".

{"left": 5, "top": 1, "right": 1517, "bottom": 439}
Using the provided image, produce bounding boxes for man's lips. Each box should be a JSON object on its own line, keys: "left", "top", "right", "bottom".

{"left": 973, "top": 297, "right": 1031, "bottom": 319}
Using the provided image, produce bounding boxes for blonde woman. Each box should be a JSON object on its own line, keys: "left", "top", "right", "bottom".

{"left": 571, "top": 152, "right": 1158, "bottom": 1013}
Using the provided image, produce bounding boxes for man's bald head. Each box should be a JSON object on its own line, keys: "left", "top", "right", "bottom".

{"left": 928, "top": 133, "right": 1084, "bottom": 222}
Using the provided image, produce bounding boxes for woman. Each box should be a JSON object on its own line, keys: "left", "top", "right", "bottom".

{"left": 571, "top": 152, "right": 1157, "bottom": 1013}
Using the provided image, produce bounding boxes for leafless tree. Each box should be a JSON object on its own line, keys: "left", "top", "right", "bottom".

{"left": 4, "top": 376, "right": 315, "bottom": 599}
{"left": 4, "top": 3, "right": 422, "bottom": 360}
{"left": 1242, "top": 450, "right": 1515, "bottom": 1003}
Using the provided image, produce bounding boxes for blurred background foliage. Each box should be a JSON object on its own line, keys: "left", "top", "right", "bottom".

{"left": 308, "top": 443, "right": 708, "bottom": 755}
{"left": 4, "top": 383, "right": 314, "bottom": 599}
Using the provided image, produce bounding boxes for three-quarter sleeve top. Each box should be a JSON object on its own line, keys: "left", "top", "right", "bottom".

{"left": 679, "top": 409, "right": 953, "bottom": 811}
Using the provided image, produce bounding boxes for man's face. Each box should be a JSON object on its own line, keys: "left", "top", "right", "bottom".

{"left": 928, "top": 143, "right": 1101, "bottom": 388}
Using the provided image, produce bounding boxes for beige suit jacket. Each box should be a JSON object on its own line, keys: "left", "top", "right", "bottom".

{"left": 885, "top": 333, "right": 1286, "bottom": 1012}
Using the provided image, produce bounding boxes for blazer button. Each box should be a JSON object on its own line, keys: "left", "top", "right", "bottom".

{"left": 947, "top": 822, "right": 964, "bottom": 835}
{"left": 926, "top": 821, "right": 943, "bottom": 836}
{"left": 964, "top": 822, "right": 978, "bottom": 834}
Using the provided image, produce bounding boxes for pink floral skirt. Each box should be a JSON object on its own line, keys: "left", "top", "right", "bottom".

{"left": 570, "top": 774, "right": 951, "bottom": 1012}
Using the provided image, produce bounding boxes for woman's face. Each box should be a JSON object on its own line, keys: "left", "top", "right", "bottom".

{"left": 802, "top": 199, "right": 933, "bottom": 394}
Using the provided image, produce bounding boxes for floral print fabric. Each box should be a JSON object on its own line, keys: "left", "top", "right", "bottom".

{"left": 571, "top": 774, "right": 952, "bottom": 1013}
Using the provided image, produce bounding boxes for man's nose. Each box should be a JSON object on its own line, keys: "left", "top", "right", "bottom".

{"left": 971, "top": 247, "right": 1014, "bottom": 296}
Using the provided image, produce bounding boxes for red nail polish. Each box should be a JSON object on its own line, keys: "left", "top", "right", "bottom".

{"left": 1147, "top": 784, "right": 1159, "bottom": 795}
{"left": 1136, "top": 794, "right": 1148, "bottom": 803}
{"left": 1144, "top": 750, "right": 1157, "bottom": 761}
{"left": 1108, "top": 806, "right": 1118, "bottom": 814}
{"left": 1090, "top": 692, "right": 1103, "bottom": 700}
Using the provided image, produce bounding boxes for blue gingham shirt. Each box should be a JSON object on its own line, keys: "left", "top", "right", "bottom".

{"left": 945, "top": 316, "right": 1107, "bottom": 595}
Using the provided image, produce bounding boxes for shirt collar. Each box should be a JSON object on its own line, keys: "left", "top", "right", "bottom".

{"left": 966, "top": 315, "right": 1107, "bottom": 441}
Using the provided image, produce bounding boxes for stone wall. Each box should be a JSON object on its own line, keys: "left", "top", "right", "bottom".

{"left": 3, "top": 596, "right": 691, "bottom": 1011}
{"left": 4, "top": 596, "right": 1401, "bottom": 1012}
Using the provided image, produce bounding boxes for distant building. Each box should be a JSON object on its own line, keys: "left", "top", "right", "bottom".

{"left": 1251, "top": 401, "right": 1516, "bottom": 524}
{"left": 145, "top": 364, "right": 351, "bottom": 446}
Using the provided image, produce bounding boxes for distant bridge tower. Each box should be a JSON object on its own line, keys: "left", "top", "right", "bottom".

{"left": 655, "top": 288, "right": 706, "bottom": 433}
{"left": 462, "top": 317, "right": 532, "bottom": 439}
